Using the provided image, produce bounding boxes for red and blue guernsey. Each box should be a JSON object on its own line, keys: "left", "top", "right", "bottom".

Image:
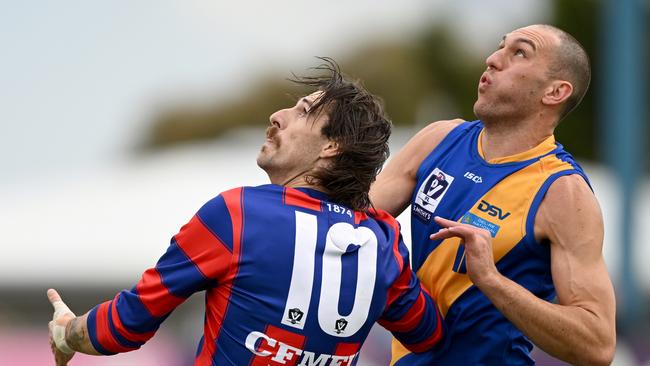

{"left": 87, "top": 184, "right": 444, "bottom": 365}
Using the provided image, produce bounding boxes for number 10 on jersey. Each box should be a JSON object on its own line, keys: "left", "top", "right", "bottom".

{"left": 281, "top": 211, "right": 378, "bottom": 337}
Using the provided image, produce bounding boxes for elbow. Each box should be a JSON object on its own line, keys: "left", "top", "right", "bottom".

{"left": 577, "top": 338, "right": 615, "bottom": 366}
{"left": 591, "top": 343, "right": 615, "bottom": 366}
{"left": 583, "top": 353, "right": 613, "bottom": 366}
{"left": 594, "top": 329, "right": 616, "bottom": 366}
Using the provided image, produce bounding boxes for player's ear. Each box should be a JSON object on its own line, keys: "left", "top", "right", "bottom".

{"left": 542, "top": 80, "right": 572, "bottom": 107}
{"left": 320, "top": 140, "right": 340, "bottom": 159}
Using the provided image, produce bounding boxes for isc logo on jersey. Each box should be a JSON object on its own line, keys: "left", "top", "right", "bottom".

{"left": 413, "top": 168, "right": 454, "bottom": 222}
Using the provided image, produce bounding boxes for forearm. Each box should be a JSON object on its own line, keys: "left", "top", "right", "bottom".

{"left": 65, "top": 313, "right": 101, "bottom": 355}
{"left": 478, "top": 274, "right": 614, "bottom": 366}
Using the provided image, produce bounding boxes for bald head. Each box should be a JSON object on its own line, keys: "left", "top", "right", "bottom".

{"left": 534, "top": 24, "right": 591, "bottom": 121}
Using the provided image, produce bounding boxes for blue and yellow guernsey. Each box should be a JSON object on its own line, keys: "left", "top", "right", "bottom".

{"left": 392, "top": 121, "right": 590, "bottom": 365}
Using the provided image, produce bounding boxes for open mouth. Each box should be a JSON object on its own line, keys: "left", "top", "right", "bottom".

{"left": 478, "top": 74, "right": 491, "bottom": 93}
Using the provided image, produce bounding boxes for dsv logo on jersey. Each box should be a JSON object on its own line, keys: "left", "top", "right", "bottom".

{"left": 477, "top": 200, "right": 510, "bottom": 220}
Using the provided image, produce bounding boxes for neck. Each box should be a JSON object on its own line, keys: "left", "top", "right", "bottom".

{"left": 270, "top": 169, "right": 325, "bottom": 192}
{"left": 480, "top": 116, "right": 555, "bottom": 162}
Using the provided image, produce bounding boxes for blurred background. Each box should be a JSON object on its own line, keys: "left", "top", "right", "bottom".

{"left": 1, "top": 0, "right": 648, "bottom": 364}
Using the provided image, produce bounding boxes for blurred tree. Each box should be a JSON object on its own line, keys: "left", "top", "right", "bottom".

{"left": 141, "top": 1, "right": 648, "bottom": 169}
{"left": 551, "top": 0, "right": 599, "bottom": 161}
{"left": 412, "top": 25, "right": 484, "bottom": 122}
{"left": 143, "top": 78, "right": 291, "bottom": 149}
{"left": 551, "top": 0, "right": 649, "bottom": 166}
{"left": 140, "top": 27, "right": 476, "bottom": 151}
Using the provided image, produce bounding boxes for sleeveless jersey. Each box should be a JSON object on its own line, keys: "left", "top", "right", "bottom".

{"left": 392, "top": 121, "right": 590, "bottom": 365}
{"left": 85, "top": 184, "right": 443, "bottom": 365}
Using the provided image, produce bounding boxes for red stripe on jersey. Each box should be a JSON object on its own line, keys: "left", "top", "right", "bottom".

{"left": 174, "top": 214, "right": 232, "bottom": 280}
{"left": 333, "top": 342, "right": 361, "bottom": 365}
{"left": 353, "top": 211, "right": 368, "bottom": 225}
{"left": 109, "top": 294, "right": 155, "bottom": 343}
{"left": 371, "top": 208, "right": 403, "bottom": 271}
{"left": 95, "top": 301, "right": 137, "bottom": 353}
{"left": 250, "top": 325, "right": 306, "bottom": 366}
{"left": 135, "top": 267, "right": 185, "bottom": 317}
{"left": 384, "top": 261, "right": 413, "bottom": 308}
{"left": 196, "top": 187, "right": 244, "bottom": 365}
{"left": 283, "top": 187, "right": 322, "bottom": 211}
{"left": 401, "top": 309, "right": 445, "bottom": 353}
{"left": 197, "top": 286, "right": 231, "bottom": 365}
{"left": 377, "top": 291, "right": 426, "bottom": 332}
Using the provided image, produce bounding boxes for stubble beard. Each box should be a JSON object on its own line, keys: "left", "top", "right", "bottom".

{"left": 257, "top": 146, "right": 276, "bottom": 178}
{"left": 473, "top": 97, "right": 499, "bottom": 125}
{"left": 474, "top": 93, "right": 530, "bottom": 128}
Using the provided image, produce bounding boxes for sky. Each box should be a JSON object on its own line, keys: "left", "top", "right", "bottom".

{"left": 4, "top": 0, "right": 649, "bottom": 287}
{"left": 0, "top": 0, "right": 550, "bottom": 184}
{"left": 23, "top": 1, "right": 650, "bottom": 290}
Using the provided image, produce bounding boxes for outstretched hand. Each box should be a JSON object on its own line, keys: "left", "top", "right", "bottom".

{"left": 429, "top": 216, "right": 500, "bottom": 287}
{"left": 47, "top": 289, "right": 76, "bottom": 366}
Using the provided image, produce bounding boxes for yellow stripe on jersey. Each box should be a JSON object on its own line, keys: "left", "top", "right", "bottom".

{"left": 476, "top": 131, "right": 557, "bottom": 164}
{"left": 391, "top": 153, "right": 574, "bottom": 365}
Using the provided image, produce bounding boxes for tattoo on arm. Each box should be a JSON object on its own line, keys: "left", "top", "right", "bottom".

{"left": 66, "top": 317, "right": 85, "bottom": 350}
{"left": 65, "top": 314, "right": 101, "bottom": 355}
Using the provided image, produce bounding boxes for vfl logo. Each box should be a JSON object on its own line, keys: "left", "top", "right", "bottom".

{"left": 413, "top": 168, "right": 455, "bottom": 223}
{"left": 334, "top": 318, "right": 348, "bottom": 334}
{"left": 477, "top": 200, "right": 510, "bottom": 220}
{"left": 287, "top": 308, "right": 304, "bottom": 325}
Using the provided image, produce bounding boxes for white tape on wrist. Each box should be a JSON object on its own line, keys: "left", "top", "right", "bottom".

{"left": 51, "top": 321, "right": 75, "bottom": 354}
{"left": 50, "top": 300, "right": 76, "bottom": 355}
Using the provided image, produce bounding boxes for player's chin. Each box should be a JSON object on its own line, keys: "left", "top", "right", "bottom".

{"left": 474, "top": 96, "right": 495, "bottom": 114}
{"left": 256, "top": 154, "right": 266, "bottom": 168}
{"left": 473, "top": 100, "right": 485, "bottom": 117}
{"left": 256, "top": 152, "right": 273, "bottom": 170}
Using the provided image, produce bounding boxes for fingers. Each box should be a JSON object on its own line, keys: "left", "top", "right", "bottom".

{"left": 429, "top": 217, "right": 463, "bottom": 241}
{"left": 430, "top": 219, "right": 476, "bottom": 241}
{"left": 430, "top": 216, "right": 492, "bottom": 241}
{"left": 47, "top": 288, "right": 75, "bottom": 321}
{"left": 55, "top": 352, "right": 71, "bottom": 366}
{"left": 430, "top": 226, "right": 474, "bottom": 241}
{"left": 429, "top": 227, "right": 460, "bottom": 242}
{"left": 47, "top": 289, "right": 62, "bottom": 306}
{"left": 433, "top": 216, "right": 460, "bottom": 228}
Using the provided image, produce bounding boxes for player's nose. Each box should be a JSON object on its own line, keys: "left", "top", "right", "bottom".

{"left": 269, "top": 109, "right": 286, "bottom": 129}
{"left": 485, "top": 49, "right": 502, "bottom": 71}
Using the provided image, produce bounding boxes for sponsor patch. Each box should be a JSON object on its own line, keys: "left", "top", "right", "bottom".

{"left": 460, "top": 212, "right": 500, "bottom": 237}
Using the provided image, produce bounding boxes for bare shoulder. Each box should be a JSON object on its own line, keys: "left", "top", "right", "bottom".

{"left": 542, "top": 174, "right": 600, "bottom": 215}
{"left": 399, "top": 118, "right": 466, "bottom": 169}
{"left": 370, "top": 118, "right": 464, "bottom": 216}
{"left": 535, "top": 174, "right": 604, "bottom": 251}
{"left": 415, "top": 118, "right": 465, "bottom": 144}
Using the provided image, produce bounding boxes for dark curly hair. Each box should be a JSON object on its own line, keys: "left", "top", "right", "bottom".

{"left": 290, "top": 58, "right": 392, "bottom": 211}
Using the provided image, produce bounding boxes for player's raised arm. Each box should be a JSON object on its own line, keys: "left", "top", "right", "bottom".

{"left": 430, "top": 175, "right": 616, "bottom": 366}
{"left": 47, "top": 194, "right": 235, "bottom": 358}
{"left": 521, "top": 175, "right": 614, "bottom": 364}
{"left": 370, "top": 119, "right": 463, "bottom": 217}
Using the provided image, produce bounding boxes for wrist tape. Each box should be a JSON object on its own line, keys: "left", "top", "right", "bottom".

{"left": 50, "top": 300, "right": 76, "bottom": 354}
